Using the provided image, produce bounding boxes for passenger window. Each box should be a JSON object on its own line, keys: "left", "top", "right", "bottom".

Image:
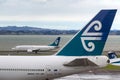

{"left": 48, "top": 69, "right": 51, "bottom": 71}
{"left": 54, "top": 69, "right": 57, "bottom": 71}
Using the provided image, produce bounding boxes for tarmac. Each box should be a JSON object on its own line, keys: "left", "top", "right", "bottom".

{"left": 0, "top": 49, "right": 119, "bottom": 56}
{"left": 0, "top": 50, "right": 58, "bottom": 55}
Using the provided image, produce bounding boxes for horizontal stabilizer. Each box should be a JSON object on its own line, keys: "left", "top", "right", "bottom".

{"left": 63, "top": 58, "right": 97, "bottom": 67}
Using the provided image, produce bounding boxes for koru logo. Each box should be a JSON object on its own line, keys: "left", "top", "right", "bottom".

{"left": 55, "top": 39, "right": 58, "bottom": 45}
{"left": 81, "top": 20, "right": 102, "bottom": 52}
{"left": 111, "top": 54, "right": 116, "bottom": 58}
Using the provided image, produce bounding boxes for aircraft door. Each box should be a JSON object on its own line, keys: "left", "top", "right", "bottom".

{"left": 45, "top": 65, "right": 54, "bottom": 80}
{"left": 46, "top": 65, "right": 61, "bottom": 80}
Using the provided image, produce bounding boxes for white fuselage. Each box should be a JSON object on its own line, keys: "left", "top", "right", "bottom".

{"left": 0, "top": 56, "right": 108, "bottom": 80}
{"left": 12, "top": 45, "right": 58, "bottom": 52}
{"left": 110, "top": 58, "right": 120, "bottom": 66}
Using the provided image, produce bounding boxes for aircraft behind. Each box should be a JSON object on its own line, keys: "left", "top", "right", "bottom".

{"left": 12, "top": 37, "right": 61, "bottom": 53}
{"left": 108, "top": 51, "right": 120, "bottom": 66}
{"left": 0, "top": 9, "right": 117, "bottom": 80}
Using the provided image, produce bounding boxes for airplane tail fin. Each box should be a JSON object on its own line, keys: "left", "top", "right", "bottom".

{"left": 108, "top": 51, "right": 118, "bottom": 59}
{"left": 56, "top": 10, "right": 117, "bottom": 56}
{"left": 49, "top": 37, "right": 61, "bottom": 46}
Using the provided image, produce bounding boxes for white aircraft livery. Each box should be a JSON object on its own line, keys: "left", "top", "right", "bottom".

{"left": 12, "top": 37, "right": 61, "bottom": 53}
{"left": 108, "top": 51, "right": 120, "bottom": 66}
{"left": 0, "top": 9, "right": 117, "bottom": 80}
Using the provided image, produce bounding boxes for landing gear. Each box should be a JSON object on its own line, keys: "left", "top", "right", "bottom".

{"left": 34, "top": 51, "right": 38, "bottom": 54}
{"left": 45, "top": 78, "right": 49, "bottom": 80}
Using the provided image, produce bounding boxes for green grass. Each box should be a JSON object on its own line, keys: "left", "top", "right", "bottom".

{"left": 104, "top": 64, "right": 120, "bottom": 70}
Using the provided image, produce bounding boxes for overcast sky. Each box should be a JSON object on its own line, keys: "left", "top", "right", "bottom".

{"left": 0, "top": 0, "right": 120, "bottom": 30}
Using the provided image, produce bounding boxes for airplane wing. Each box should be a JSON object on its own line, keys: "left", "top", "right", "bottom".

{"left": 63, "top": 58, "right": 97, "bottom": 67}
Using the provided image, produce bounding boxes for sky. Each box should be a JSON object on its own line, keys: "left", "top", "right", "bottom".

{"left": 0, "top": 0, "right": 120, "bottom": 30}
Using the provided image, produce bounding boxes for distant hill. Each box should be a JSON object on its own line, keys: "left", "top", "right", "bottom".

{"left": 0, "top": 26, "right": 119, "bottom": 35}
{"left": 110, "top": 30, "right": 120, "bottom": 35}
{"left": 0, "top": 26, "right": 78, "bottom": 35}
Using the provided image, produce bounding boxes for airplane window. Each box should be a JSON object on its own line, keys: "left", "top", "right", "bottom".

{"left": 0, "top": 68, "right": 46, "bottom": 72}
{"left": 54, "top": 69, "right": 57, "bottom": 71}
{"left": 41, "top": 73, "right": 44, "bottom": 75}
